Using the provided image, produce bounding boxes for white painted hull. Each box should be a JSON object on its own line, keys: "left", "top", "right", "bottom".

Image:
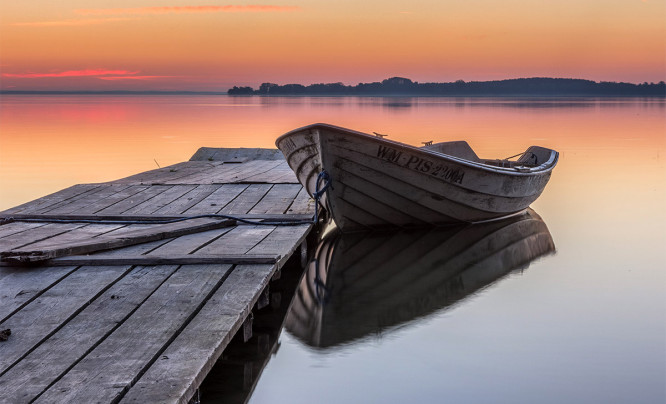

{"left": 276, "top": 123, "right": 558, "bottom": 231}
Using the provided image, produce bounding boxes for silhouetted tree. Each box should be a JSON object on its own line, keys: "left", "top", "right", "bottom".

{"left": 227, "top": 78, "right": 666, "bottom": 96}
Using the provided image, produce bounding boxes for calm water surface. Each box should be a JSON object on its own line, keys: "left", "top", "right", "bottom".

{"left": 1, "top": 96, "right": 664, "bottom": 403}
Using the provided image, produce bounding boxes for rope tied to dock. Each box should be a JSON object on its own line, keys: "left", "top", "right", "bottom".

{"left": 0, "top": 214, "right": 314, "bottom": 227}
{"left": 1, "top": 172, "right": 334, "bottom": 228}
{"left": 0, "top": 173, "right": 334, "bottom": 227}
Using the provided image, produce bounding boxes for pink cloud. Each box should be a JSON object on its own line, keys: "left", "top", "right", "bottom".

{"left": 98, "top": 75, "right": 172, "bottom": 80}
{"left": 75, "top": 5, "right": 300, "bottom": 15}
{"left": 2, "top": 69, "right": 139, "bottom": 78}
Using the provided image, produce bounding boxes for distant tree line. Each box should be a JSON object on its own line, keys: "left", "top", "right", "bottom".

{"left": 228, "top": 77, "right": 666, "bottom": 96}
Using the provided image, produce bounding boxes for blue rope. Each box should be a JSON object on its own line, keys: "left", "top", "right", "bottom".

{"left": 1, "top": 170, "right": 334, "bottom": 227}
{"left": 313, "top": 170, "right": 332, "bottom": 224}
{"left": 0, "top": 214, "right": 312, "bottom": 227}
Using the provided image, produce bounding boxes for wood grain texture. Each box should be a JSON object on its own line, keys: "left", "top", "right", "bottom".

{"left": 121, "top": 185, "right": 197, "bottom": 215}
{"left": 0, "top": 265, "right": 132, "bottom": 375}
{"left": 247, "top": 224, "right": 311, "bottom": 268}
{"left": 1, "top": 184, "right": 102, "bottom": 215}
{"left": 65, "top": 185, "right": 152, "bottom": 215}
{"left": 19, "top": 224, "right": 126, "bottom": 251}
{"left": 218, "top": 184, "right": 273, "bottom": 215}
{"left": 195, "top": 225, "right": 275, "bottom": 255}
{"left": 249, "top": 184, "right": 303, "bottom": 214}
{"left": 0, "top": 222, "right": 48, "bottom": 240}
{"left": 182, "top": 184, "right": 249, "bottom": 215}
{"left": 0, "top": 223, "right": 87, "bottom": 252}
{"left": 43, "top": 254, "right": 280, "bottom": 266}
{"left": 0, "top": 265, "right": 79, "bottom": 322}
{"left": 152, "top": 185, "right": 220, "bottom": 215}
{"left": 34, "top": 264, "right": 233, "bottom": 404}
{"left": 43, "top": 185, "right": 134, "bottom": 215}
{"left": 0, "top": 147, "right": 315, "bottom": 403}
{"left": 0, "top": 265, "right": 179, "bottom": 404}
{"left": 120, "top": 264, "right": 276, "bottom": 404}
{"left": 94, "top": 186, "right": 174, "bottom": 215}
{"left": 2, "top": 218, "right": 235, "bottom": 263}
{"left": 286, "top": 187, "right": 315, "bottom": 216}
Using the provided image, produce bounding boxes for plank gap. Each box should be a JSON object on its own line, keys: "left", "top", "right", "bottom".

{"left": 109, "top": 264, "right": 238, "bottom": 403}
{"left": 0, "top": 266, "right": 81, "bottom": 325}
{"left": 0, "top": 265, "right": 136, "bottom": 378}
{"left": 27, "top": 265, "right": 182, "bottom": 403}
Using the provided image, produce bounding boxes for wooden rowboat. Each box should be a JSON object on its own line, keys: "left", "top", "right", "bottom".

{"left": 276, "top": 123, "right": 558, "bottom": 232}
{"left": 285, "top": 209, "right": 555, "bottom": 348}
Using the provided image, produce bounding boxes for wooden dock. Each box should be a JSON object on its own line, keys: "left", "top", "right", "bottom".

{"left": 0, "top": 148, "right": 315, "bottom": 403}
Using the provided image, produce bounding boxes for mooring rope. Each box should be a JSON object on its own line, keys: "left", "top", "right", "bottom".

{"left": 313, "top": 170, "right": 332, "bottom": 224}
{"left": 1, "top": 171, "right": 334, "bottom": 228}
{"left": 0, "top": 214, "right": 313, "bottom": 227}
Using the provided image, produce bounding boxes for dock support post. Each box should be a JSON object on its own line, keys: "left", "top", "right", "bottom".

{"left": 257, "top": 286, "right": 270, "bottom": 310}
{"left": 242, "top": 313, "right": 253, "bottom": 342}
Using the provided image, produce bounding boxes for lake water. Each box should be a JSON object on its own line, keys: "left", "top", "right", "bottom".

{"left": 1, "top": 95, "right": 664, "bottom": 403}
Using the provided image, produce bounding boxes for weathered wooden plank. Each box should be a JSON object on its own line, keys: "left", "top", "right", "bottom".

{"left": 0, "top": 223, "right": 87, "bottom": 252}
{"left": 219, "top": 184, "right": 273, "bottom": 215}
{"left": 120, "top": 264, "right": 276, "bottom": 404}
{"left": 168, "top": 160, "right": 261, "bottom": 186}
{"left": 271, "top": 168, "right": 300, "bottom": 183}
{"left": 111, "top": 161, "right": 218, "bottom": 185}
{"left": 240, "top": 161, "right": 295, "bottom": 183}
{"left": 93, "top": 238, "right": 175, "bottom": 257}
{"left": 249, "top": 184, "right": 303, "bottom": 214}
{"left": 152, "top": 184, "right": 220, "bottom": 215}
{"left": 168, "top": 160, "right": 258, "bottom": 185}
{"left": 0, "top": 145, "right": 317, "bottom": 403}
{"left": 0, "top": 266, "right": 79, "bottom": 322}
{"left": 110, "top": 162, "right": 192, "bottom": 184}
{"left": 286, "top": 186, "right": 315, "bottom": 216}
{"left": 246, "top": 224, "right": 312, "bottom": 267}
{"left": 94, "top": 185, "right": 174, "bottom": 215}
{"left": 196, "top": 225, "right": 275, "bottom": 255}
{"left": 189, "top": 147, "right": 284, "bottom": 162}
{"left": 1, "top": 184, "right": 102, "bottom": 215}
{"left": 229, "top": 160, "right": 286, "bottom": 183}
{"left": 0, "top": 222, "right": 47, "bottom": 240}
{"left": 34, "top": 264, "right": 233, "bottom": 404}
{"left": 222, "top": 160, "right": 287, "bottom": 183}
{"left": 39, "top": 254, "right": 280, "bottom": 266}
{"left": 2, "top": 218, "right": 235, "bottom": 263}
{"left": 155, "top": 161, "right": 226, "bottom": 184}
{"left": 17, "top": 224, "right": 125, "bottom": 251}
{"left": 94, "top": 223, "right": 160, "bottom": 237}
{"left": 161, "top": 165, "right": 228, "bottom": 186}
{"left": 0, "top": 265, "right": 179, "bottom": 404}
{"left": 0, "top": 265, "right": 132, "bottom": 374}
{"left": 42, "top": 184, "right": 134, "bottom": 215}
{"left": 147, "top": 227, "right": 235, "bottom": 255}
{"left": 0, "top": 213, "right": 313, "bottom": 222}
{"left": 182, "top": 184, "right": 249, "bottom": 215}
{"left": 66, "top": 185, "right": 152, "bottom": 215}
{"left": 122, "top": 185, "right": 197, "bottom": 215}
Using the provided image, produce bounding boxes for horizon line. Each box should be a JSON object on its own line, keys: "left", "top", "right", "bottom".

{"left": 2, "top": 76, "right": 665, "bottom": 95}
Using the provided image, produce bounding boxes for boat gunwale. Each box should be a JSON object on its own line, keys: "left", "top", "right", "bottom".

{"left": 276, "top": 123, "right": 559, "bottom": 177}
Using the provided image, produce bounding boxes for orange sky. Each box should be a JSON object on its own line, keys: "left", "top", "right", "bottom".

{"left": 1, "top": 1, "right": 664, "bottom": 91}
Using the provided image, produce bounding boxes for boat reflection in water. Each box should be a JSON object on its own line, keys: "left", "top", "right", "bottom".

{"left": 285, "top": 209, "right": 555, "bottom": 348}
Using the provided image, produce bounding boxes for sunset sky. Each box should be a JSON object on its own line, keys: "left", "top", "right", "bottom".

{"left": 1, "top": 0, "right": 664, "bottom": 91}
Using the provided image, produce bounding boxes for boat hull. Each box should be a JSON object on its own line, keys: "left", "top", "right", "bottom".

{"left": 277, "top": 123, "right": 558, "bottom": 231}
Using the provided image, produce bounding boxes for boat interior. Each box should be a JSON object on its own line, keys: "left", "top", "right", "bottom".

{"left": 422, "top": 141, "right": 554, "bottom": 169}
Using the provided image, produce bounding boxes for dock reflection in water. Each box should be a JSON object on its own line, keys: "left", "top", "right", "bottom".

{"left": 286, "top": 209, "right": 555, "bottom": 349}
